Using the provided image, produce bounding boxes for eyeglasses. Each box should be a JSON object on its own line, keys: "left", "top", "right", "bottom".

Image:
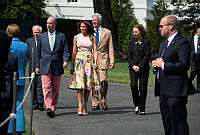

{"left": 159, "top": 24, "right": 170, "bottom": 28}
{"left": 46, "top": 22, "right": 54, "bottom": 25}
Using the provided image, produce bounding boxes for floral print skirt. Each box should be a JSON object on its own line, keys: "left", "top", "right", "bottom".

{"left": 69, "top": 51, "right": 101, "bottom": 90}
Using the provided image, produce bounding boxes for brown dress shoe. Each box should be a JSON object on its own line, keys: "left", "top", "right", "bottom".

{"left": 92, "top": 105, "right": 100, "bottom": 110}
{"left": 102, "top": 103, "right": 108, "bottom": 110}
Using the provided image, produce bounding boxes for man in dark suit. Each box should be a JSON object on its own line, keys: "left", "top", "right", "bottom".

{"left": 26, "top": 25, "right": 44, "bottom": 111}
{"left": 0, "top": 30, "right": 9, "bottom": 93}
{"left": 1, "top": 52, "right": 18, "bottom": 135}
{"left": 152, "top": 15, "right": 190, "bottom": 135}
{"left": 0, "top": 30, "right": 10, "bottom": 135}
{"left": 35, "top": 17, "right": 69, "bottom": 118}
{"left": 189, "top": 28, "right": 200, "bottom": 92}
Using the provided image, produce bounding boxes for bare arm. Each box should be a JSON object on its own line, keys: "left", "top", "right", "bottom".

{"left": 92, "top": 36, "right": 98, "bottom": 69}
{"left": 70, "top": 36, "right": 77, "bottom": 74}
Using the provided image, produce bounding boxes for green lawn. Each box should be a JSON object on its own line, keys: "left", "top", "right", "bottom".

{"left": 22, "top": 118, "right": 33, "bottom": 135}
{"left": 63, "top": 60, "right": 196, "bottom": 88}
{"left": 63, "top": 61, "right": 156, "bottom": 87}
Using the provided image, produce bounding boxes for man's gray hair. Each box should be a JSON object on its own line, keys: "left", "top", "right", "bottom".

{"left": 92, "top": 13, "right": 102, "bottom": 22}
{"left": 32, "top": 25, "right": 42, "bottom": 32}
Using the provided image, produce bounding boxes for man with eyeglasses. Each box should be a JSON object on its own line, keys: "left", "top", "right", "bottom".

{"left": 188, "top": 28, "right": 200, "bottom": 93}
{"left": 35, "top": 17, "right": 70, "bottom": 118}
{"left": 152, "top": 15, "right": 190, "bottom": 135}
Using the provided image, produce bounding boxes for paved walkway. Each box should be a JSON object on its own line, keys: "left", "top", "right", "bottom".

{"left": 24, "top": 78, "right": 200, "bottom": 135}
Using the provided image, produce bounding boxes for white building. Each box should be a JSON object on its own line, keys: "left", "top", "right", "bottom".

{"left": 45, "top": 0, "right": 94, "bottom": 20}
{"left": 45, "top": 0, "right": 171, "bottom": 27}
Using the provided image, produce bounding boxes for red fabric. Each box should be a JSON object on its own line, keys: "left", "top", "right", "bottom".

{"left": 41, "top": 70, "right": 61, "bottom": 111}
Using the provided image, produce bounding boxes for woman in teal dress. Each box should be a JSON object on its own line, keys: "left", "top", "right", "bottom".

{"left": 6, "top": 24, "right": 28, "bottom": 134}
{"left": 69, "top": 21, "right": 100, "bottom": 116}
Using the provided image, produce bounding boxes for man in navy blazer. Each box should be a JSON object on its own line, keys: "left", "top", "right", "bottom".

{"left": 35, "top": 17, "right": 69, "bottom": 118}
{"left": 26, "top": 25, "right": 44, "bottom": 111}
{"left": 152, "top": 15, "right": 190, "bottom": 135}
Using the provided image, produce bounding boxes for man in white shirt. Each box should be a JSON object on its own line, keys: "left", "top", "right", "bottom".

{"left": 26, "top": 25, "right": 44, "bottom": 111}
{"left": 152, "top": 15, "right": 190, "bottom": 135}
{"left": 189, "top": 28, "right": 200, "bottom": 92}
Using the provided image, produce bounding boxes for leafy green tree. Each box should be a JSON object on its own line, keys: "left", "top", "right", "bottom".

{"left": 145, "top": 0, "right": 171, "bottom": 54}
{"left": 111, "top": 0, "right": 138, "bottom": 55}
{"left": 171, "top": 0, "right": 200, "bottom": 37}
{"left": 0, "top": 0, "right": 47, "bottom": 18}
{"left": 93, "top": 0, "right": 117, "bottom": 53}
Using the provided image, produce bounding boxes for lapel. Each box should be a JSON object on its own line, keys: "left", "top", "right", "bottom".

{"left": 159, "top": 41, "right": 166, "bottom": 57}
{"left": 46, "top": 31, "right": 59, "bottom": 53}
{"left": 165, "top": 33, "right": 179, "bottom": 54}
{"left": 45, "top": 32, "right": 51, "bottom": 52}
{"left": 159, "top": 33, "right": 180, "bottom": 57}
{"left": 31, "top": 37, "right": 37, "bottom": 48}
{"left": 98, "top": 28, "right": 105, "bottom": 49}
{"left": 53, "top": 31, "right": 59, "bottom": 51}
{"left": 192, "top": 37, "right": 195, "bottom": 52}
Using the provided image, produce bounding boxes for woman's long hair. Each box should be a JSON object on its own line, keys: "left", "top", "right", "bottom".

{"left": 77, "top": 21, "right": 95, "bottom": 35}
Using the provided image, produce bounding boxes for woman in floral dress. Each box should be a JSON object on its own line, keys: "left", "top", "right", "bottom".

{"left": 69, "top": 21, "right": 100, "bottom": 116}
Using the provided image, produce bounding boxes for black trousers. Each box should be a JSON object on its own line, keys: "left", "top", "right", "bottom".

{"left": 29, "top": 73, "right": 44, "bottom": 106}
{"left": 190, "top": 54, "right": 200, "bottom": 91}
{"left": 159, "top": 96, "right": 189, "bottom": 135}
{"left": 129, "top": 69, "right": 149, "bottom": 112}
{"left": 0, "top": 98, "right": 12, "bottom": 135}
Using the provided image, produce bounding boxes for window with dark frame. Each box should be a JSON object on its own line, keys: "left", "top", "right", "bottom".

{"left": 68, "top": 0, "right": 78, "bottom": 2}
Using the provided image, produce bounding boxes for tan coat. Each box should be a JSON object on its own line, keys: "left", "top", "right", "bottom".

{"left": 97, "top": 28, "right": 115, "bottom": 69}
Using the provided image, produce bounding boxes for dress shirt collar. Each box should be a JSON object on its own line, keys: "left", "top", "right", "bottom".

{"left": 167, "top": 32, "right": 178, "bottom": 47}
{"left": 94, "top": 26, "right": 102, "bottom": 32}
{"left": 48, "top": 30, "right": 56, "bottom": 36}
{"left": 194, "top": 34, "right": 199, "bottom": 40}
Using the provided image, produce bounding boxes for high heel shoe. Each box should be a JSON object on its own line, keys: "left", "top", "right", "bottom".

{"left": 140, "top": 112, "right": 145, "bottom": 115}
{"left": 134, "top": 110, "right": 139, "bottom": 115}
{"left": 82, "top": 112, "right": 88, "bottom": 116}
{"left": 78, "top": 112, "right": 82, "bottom": 115}
{"left": 134, "top": 107, "right": 139, "bottom": 115}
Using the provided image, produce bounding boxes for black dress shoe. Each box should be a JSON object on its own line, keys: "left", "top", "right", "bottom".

{"left": 196, "top": 90, "right": 200, "bottom": 93}
{"left": 47, "top": 109, "right": 55, "bottom": 118}
{"left": 92, "top": 105, "right": 100, "bottom": 111}
{"left": 39, "top": 105, "right": 45, "bottom": 111}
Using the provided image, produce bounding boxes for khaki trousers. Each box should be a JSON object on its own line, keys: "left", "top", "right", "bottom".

{"left": 92, "top": 69, "right": 108, "bottom": 106}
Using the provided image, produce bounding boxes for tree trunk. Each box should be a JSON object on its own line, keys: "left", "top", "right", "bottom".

{"left": 93, "top": 0, "right": 127, "bottom": 60}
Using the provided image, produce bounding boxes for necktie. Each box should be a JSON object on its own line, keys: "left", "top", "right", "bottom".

{"left": 49, "top": 34, "right": 54, "bottom": 52}
{"left": 197, "top": 37, "right": 200, "bottom": 54}
{"left": 96, "top": 28, "right": 99, "bottom": 47}
{"left": 161, "top": 39, "right": 168, "bottom": 58}
{"left": 35, "top": 38, "right": 37, "bottom": 47}
{"left": 158, "top": 39, "right": 168, "bottom": 82}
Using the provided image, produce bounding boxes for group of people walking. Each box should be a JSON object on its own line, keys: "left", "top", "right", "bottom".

{"left": 0, "top": 13, "right": 199, "bottom": 135}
